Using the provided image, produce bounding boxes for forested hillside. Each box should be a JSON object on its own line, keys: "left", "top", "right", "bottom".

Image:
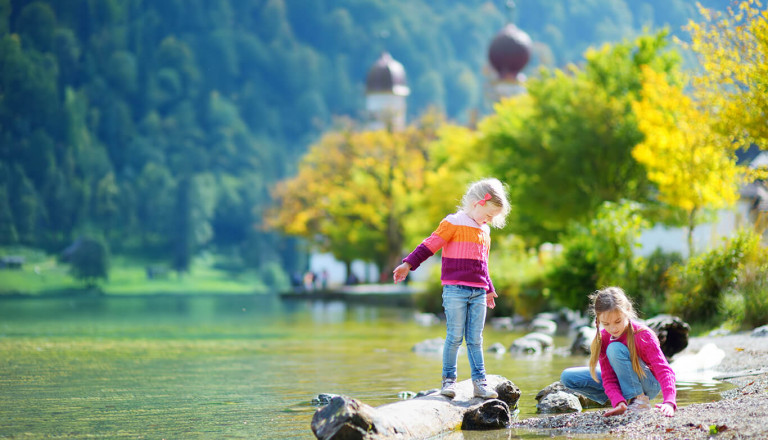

{"left": 0, "top": 0, "right": 724, "bottom": 276}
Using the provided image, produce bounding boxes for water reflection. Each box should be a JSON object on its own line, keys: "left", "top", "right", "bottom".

{"left": 0, "top": 295, "right": 733, "bottom": 440}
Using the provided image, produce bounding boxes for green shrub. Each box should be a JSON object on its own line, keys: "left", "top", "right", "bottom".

{"left": 546, "top": 237, "right": 599, "bottom": 312}
{"left": 740, "top": 261, "right": 768, "bottom": 328}
{"left": 490, "top": 234, "right": 551, "bottom": 318}
{"left": 631, "top": 248, "right": 683, "bottom": 317}
{"left": 66, "top": 237, "right": 110, "bottom": 287}
{"left": 548, "top": 201, "right": 649, "bottom": 312}
{"left": 667, "top": 229, "right": 762, "bottom": 324}
{"left": 725, "top": 243, "right": 768, "bottom": 329}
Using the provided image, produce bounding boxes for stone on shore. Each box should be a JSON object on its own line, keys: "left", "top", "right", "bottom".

{"left": 311, "top": 375, "right": 520, "bottom": 440}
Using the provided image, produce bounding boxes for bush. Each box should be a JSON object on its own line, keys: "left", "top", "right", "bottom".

{"left": 630, "top": 248, "right": 683, "bottom": 317}
{"left": 723, "top": 241, "right": 768, "bottom": 329}
{"left": 65, "top": 237, "right": 109, "bottom": 287}
{"left": 489, "top": 234, "right": 551, "bottom": 318}
{"left": 547, "top": 201, "right": 649, "bottom": 312}
{"left": 667, "top": 229, "right": 762, "bottom": 324}
{"left": 546, "top": 237, "right": 598, "bottom": 312}
{"left": 740, "top": 262, "right": 768, "bottom": 328}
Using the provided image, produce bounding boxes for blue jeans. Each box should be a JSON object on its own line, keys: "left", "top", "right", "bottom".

{"left": 560, "top": 343, "right": 661, "bottom": 405}
{"left": 442, "top": 284, "right": 488, "bottom": 381}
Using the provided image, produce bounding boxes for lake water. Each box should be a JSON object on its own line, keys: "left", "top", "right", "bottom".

{"left": 0, "top": 294, "right": 730, "bottom": 439}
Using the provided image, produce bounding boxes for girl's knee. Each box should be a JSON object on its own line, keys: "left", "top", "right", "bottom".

{"left": 606, "top": 342, "right": 630, "bottom": 361}
{"left": 560, "top": 369, "right": 577, "bottom": 387}
{"left": 445, "top": 334, "right": 463, "bottom": 347}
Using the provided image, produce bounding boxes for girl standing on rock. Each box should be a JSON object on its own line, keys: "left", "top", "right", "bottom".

{"left": 393, "top": 178, "right": 510, "bottom": 400}
{"left": 561, "top": 286, "right": 677, "bottom": 417}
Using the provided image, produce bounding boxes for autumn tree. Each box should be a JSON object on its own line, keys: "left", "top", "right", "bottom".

{"left": 479, "top": 33, "right": 678, "bottom": 243}
{"left": 266, "top": 117, "right": 440, "bottom": 277}
{"left": 403, "top": 123, "right": 492, "bottom": 247}
{"left": 681, "top": 0, "right": 768, "bottom": 158}
{"left": 632, "top": 66, "right": 742, "bottom": 255}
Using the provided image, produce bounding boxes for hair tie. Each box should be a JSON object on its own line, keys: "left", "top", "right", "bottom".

{"left": 478, "top": 193, "right": 492, "bottom": 206}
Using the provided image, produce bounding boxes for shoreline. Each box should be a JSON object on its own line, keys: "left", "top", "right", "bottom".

{"left": 511, "top": 332, "right": 768, "bottom": 439}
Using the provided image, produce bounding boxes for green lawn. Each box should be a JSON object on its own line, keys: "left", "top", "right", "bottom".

{"left": 0, "top": 247, "right": 270, "bottom": 296}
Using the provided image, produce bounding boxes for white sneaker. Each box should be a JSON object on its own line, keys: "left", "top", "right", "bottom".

{"left": 440, "top": 377, "right": 457, "bottom": 398}
{"left": 472, "top": 378, "right": 498, "bottom": 399}
{"left": 627, "top": 394, "right": 651, "bottom": 412}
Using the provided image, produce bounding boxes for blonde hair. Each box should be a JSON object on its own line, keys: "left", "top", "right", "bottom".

{"left": 460, "top": 178, "right": 511, "bottom": 229}
{"left": 588, "top": 286, "right": 646, "bottom": 382}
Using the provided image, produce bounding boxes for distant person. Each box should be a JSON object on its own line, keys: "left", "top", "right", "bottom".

{"left": 393, "top": 178, "right": 510, "bottom": 399}
{"left": 303, "top": 271, "right": 315, "bottom": 291}
{"left": 560, "top": 287, "right": 677, "bottom": 417}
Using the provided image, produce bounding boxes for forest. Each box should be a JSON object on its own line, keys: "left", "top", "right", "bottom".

{"left": 0, "top": 0, "right": 746, "bottom": 292}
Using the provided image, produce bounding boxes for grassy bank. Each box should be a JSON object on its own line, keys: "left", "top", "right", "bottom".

{"left": 0, "top": 246, "right": 276, "bottom": 296}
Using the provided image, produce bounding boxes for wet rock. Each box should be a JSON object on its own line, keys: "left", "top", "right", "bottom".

{"left": 709, "top": 328, "right": 732, "bottom": 337}
{"left": 312, "top": 393, "right": 340, "bottom": 406}
{"left": 412, "top": 337, "right": 443, "bottom": 354}
{"left": 491, "top": 316, "right": 515, "bottom": 331}
{"left": 521, "top": 332, "right": 553, "bottom": 350}
{"left": 414, "top": 388, "right": 438, "bottom": 398}
{"left": 462, "top": 399, "right": 512, "bottom": 430}
{"left": 488, "top": 342, "right": 506, "bottom": 354}
{"left": 570, "top": 325, "right": 597, "bottom": 356}
{"left": 530, "top": 318, "right": 557, "bottom": 335}
{"left": 414, "top": 312, "right": 440, "bottom": 327}
{"left": 752, "top": 325, "right": 768, "bottom": 337}
{"left": 644, "top": 314, "right": 690, "bottom": 359}
{"left": 537, "top": 391, "right": 581, "bottom": 413}
{"left": 536, "top": 381, "right": 606, "bottom": 409}
{"left": 311, "top": 376, "right": 520, "bottom": 440}
{"left": 509, "top": 337, "right": 542, "bottom": 355}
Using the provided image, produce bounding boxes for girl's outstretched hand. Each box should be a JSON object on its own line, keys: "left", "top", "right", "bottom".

{"left": 486, "top": 291, "right": 497, "bottom": 309}
{"left": 392, "top": 262, "right": 411, "bottom": 283}
{"left": 603, "top": 402, "right": 627, "bottom": 417}
{"left": 655, "top": 402, "right": 675, "bottom": 417}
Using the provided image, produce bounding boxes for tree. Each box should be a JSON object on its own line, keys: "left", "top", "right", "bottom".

{"left": 682, "top": 0, "right": 768, "bottom": 157}
{"left": 632, "top": 66, "right": 742, "bottom": 255}
{"left": 404, "top": 122, "right": 490, "bottom": 246}
{"left": 67, "top": 237, "right": 109, "bottom": 287}
{"left": 480, "top": 33, "right": 677, "bottom": 243}
{"left": 266, "top": 117, "right": 439, "bottom": 275}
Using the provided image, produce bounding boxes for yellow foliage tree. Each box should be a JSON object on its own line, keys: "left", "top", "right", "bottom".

{"left": 632, "top": 66, "right": 743, "bottom": 255}
{"left": 266, "top": 118, "right": 438, "bottom": 276}
{"left": 403, "top": 123, "right": 492, "bottom": 248}
{"left": 682, "top": 1, "right": 768, "bottom": 160}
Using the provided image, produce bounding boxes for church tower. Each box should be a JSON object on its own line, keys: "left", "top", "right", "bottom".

{"left": 365, "top": 52, "right": 410, "bottom": 131}
{"left": 487, "top": 4, "right": 532, "bottom": 101}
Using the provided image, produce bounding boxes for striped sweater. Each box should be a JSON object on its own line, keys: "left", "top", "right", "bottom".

{"left": 599, "top": 321, "right": 677, "bottom": 409}
{"left": 403, "top": 212, "right": 495, "bottom": 293}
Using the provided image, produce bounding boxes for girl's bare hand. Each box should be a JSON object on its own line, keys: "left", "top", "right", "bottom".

{"left": 486, "top": 291, "right": 497, "bottom": 309}
{"left": 392, "top": 263, "right": 411, "bottom": 283}
{"left": 655, "top": 402, "right": 675, "bottom": 417}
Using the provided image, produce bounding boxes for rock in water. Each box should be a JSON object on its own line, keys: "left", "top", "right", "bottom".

{"left": 462, "top": 399, "right": 512, "bottom": 430}
{"left": 644, "top": 315, "right": 690, "bottom": 359}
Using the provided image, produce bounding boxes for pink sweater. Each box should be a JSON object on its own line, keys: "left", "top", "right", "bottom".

{"left": 599, "top": 321, "right": 677, "bottom": 409}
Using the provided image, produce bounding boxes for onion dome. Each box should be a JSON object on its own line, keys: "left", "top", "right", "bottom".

{"left": 488, "top": 23, "right": 532, "bottom": 81}
{"left": 365, "top": 52, "right": 410, "bottom": 96}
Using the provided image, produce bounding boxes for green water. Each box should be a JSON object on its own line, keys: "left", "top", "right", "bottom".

{"left": 0, "top": 295, "right": 729, "bottom": 439}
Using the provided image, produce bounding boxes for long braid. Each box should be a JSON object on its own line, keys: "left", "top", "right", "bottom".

{"left": 588, "top": 316, "right": 602, "bottom": 382}
{"left": 626, "top": 321, "right": 647, "bottom": 379}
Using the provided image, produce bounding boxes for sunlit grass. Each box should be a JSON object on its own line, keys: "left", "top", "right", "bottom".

{"left": 0, "top": 246, "right": 266, "bottom": 295}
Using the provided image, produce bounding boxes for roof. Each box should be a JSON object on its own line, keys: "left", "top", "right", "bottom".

{"left": 365, "top": 52, "right": 410, "bottom": 96}
{"left": 488, "top": 23, "right": 532, "bottom": 80}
